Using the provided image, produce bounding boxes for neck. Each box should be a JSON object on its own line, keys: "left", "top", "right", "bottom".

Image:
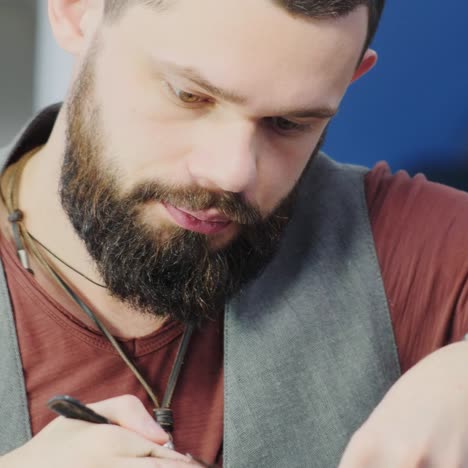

{"left": 8, "top": 108, "right": 167, "bottom": 338}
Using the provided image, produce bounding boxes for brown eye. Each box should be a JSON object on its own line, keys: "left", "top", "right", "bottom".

{"left": 273, "top": 117, "right": 301, "bottom": 132}
{"left": 274, "top": 118, "right": 300, "bottom": 131}
{"left": 174, "top": 87, "right": 204, "bottom": 104}
{"left": 268, "top": 117, "right": 311, "bottom": 134}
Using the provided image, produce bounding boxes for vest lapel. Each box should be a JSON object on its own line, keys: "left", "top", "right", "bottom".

{"left": 0, "top": 106, "right": 61, "bottom": 454}
{"left": 0, "top": 108, "right": 400, "bottom": 464}
{"left": 224, "top": 155, "right": 401, "bottom": 467}
{"left": 0, "top": 222, "right": 31, "bottom": 454}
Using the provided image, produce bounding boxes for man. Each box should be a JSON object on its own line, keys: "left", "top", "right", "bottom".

{"left": 0, "top": 0, "right": 467, "bottom": 466}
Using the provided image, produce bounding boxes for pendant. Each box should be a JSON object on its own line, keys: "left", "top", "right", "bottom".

{"left": 154, "top": 408, "right": 175, "bottom": 449}
{"left": 163, "top": 436, "right": 175, "bottom": 450}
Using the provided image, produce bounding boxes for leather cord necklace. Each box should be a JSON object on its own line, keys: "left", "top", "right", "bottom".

{"left": 29, "top": 230, "right": 107, "bottom": 288}
{"left": 1, "top": 148, "right": 194, "bottom": 449}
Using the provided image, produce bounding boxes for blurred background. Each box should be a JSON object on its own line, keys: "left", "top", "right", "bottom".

{"left": 1, "top": 1, "right": 467, "bottom": 189}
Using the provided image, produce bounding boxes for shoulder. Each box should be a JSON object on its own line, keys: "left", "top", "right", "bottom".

{"left": 365, "top": 162, "right": 468, "bottom": 371}
{"left": 365, "top": 161, "right": 468, "bottom": 263}
{"left": 366, "top": 161, "right": 468, "bottom": 219}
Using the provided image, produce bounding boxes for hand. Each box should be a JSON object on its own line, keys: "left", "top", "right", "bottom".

{"left": 0, "top": 394, "right": 200, "bottom": 467}
{"left": 338, "top": 342, "right": 468, "bottom": 467}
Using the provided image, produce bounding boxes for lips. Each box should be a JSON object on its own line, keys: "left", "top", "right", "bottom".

{"left": 163, "top": 203, "right": 232, "bottom": 235}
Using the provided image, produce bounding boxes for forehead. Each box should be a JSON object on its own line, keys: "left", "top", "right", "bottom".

{"left": 100, "top": 0, "right": 368, "bottom": 113}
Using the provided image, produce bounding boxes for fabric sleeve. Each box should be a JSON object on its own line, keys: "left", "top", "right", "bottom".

{"left": 365, "top": 162, "right": 468, "bottom": 373}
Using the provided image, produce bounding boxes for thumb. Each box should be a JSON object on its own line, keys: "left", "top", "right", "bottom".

{"left": 88, "top": 394, "right": 170, "bottom": 445}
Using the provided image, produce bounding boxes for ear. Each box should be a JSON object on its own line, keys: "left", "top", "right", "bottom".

{"left": 48, "top": 0, "right": 102, "bottom": 55}
{"left": 351, "top": 49, "right": 378, "bottom": 83}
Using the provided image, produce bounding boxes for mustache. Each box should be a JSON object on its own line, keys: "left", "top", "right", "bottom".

{"left": 128, "top": 182, "right": 262, "bottom": 225}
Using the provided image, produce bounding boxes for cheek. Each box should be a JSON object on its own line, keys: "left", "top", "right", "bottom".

{"left": 95, "top": 84, "right": 193, "bottom": 189}
{"left": 93, "top": 45, "right": 196, "bottom": 187}
{"left": 254, "top": 134, "right": 319, "bottom": 215}
{"left": 98, "top": 112, "right": 191, "bottom": 190}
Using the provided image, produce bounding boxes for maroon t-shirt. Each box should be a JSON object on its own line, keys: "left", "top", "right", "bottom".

{"left": 366, "top": 162, "right": 468, "bottom": 372}
{"left": 0, "top": 231, "right": 224, "bottom": 462}
{"left": 1, "top": 162, "right": 467, "bottom": 464}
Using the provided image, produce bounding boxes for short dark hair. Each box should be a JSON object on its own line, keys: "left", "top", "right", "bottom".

{"left": 274, "top": 0, "right": 385, "bottom": 51}
{"left": 104, "top": 0, "right": 385, "bottom": 51}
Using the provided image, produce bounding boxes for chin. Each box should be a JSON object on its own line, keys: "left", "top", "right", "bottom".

{"left": 207, "top": 227, "right": 240, "bottom": 252}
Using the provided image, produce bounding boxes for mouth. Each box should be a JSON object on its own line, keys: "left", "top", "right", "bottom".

{"left": 163, "top": 202, "right": 233, "bottom": 235}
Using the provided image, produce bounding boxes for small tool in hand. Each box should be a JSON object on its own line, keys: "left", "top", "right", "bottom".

{"left": 47, "top": 395, "right": 219, "bottom": 467}
{"left": 47, "top": 395, "right": 112, "bottom": 424}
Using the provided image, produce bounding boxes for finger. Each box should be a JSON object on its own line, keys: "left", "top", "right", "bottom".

{"left": 87, "top": 395, "right": 169, "bottom": 444}
{"left": 112, "top": 460, "right": 196, "bottom": 468}
{"left": 144, "top": 441, "right": 190, "bottom": 460}
{"left": 338, "top": 453, "right": 374, "bottom": 468}
{"left": 337, "top": 434, "right": 376, "bottom": 468}
{"left": 100, "top": 425, "right": 188, "bottom": 461}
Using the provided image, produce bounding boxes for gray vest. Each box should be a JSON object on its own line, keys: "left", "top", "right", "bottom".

{"left": 0, "top": 106, "right": 401, "bottom": 467}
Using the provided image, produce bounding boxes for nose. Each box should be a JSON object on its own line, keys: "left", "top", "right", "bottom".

{"left": 187, "top": 120, "right": 258, "bottom": 194}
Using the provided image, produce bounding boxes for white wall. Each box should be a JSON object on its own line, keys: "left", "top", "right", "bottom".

{"left": 0, "top": 1, "right": 73, "bottom": 147}
{"left": 0, "top": 1, "right": 36, "bottom": 146}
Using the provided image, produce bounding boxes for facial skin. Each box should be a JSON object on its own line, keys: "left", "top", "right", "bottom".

{"left": 88, "top": 0, "right": 370, "bottom": 221}
{"left": 20, "top": 0, "right": 376, "bottom": 333}
{"left": 60, "top": 47, "right": 300, "bottom": 324}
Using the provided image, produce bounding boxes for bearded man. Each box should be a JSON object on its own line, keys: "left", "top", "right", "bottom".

{"left": 1, "top": 1, "right": 467, "bottom": 467}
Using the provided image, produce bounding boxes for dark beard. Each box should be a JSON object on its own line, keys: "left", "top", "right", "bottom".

{"left": 59, "top": 70, "right": 310, "bottom": 326}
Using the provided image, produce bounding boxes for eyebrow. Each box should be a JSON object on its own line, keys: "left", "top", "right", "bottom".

{"left": 281, "top": 106, "right": 338, "bottom": 119}
{"left": 156, "top": 59, "right": 339, "bottom": 119}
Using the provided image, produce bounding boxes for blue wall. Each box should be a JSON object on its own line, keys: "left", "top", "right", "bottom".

{"left": 324, "top": 1, "right": 468, "bottom": 171}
